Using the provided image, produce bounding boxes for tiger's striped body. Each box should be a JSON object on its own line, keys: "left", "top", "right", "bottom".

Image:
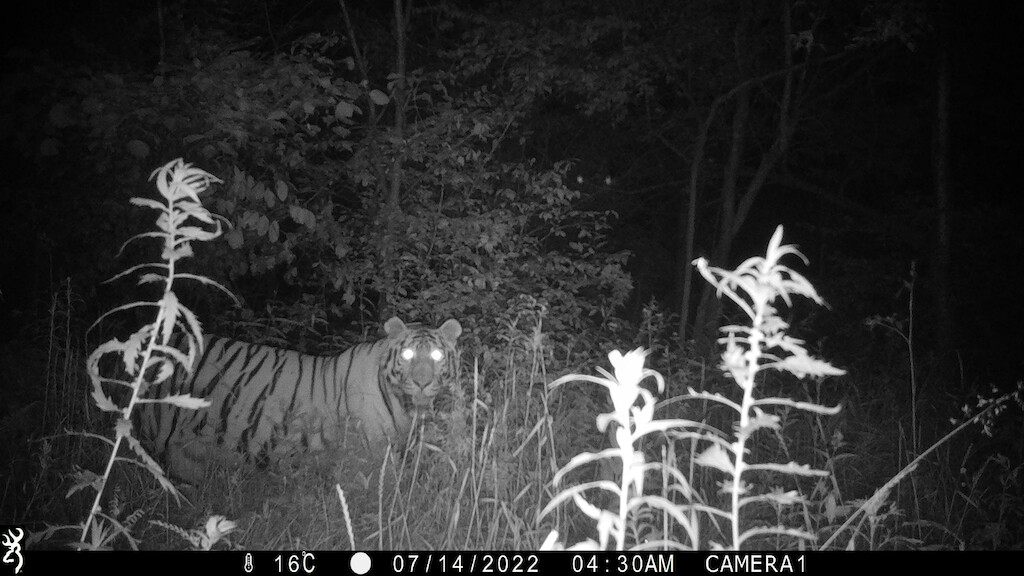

{"left": 138, "top": 317, "right": 462, "bottom": 481}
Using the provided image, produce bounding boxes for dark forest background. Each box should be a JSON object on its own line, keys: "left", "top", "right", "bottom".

{"left": 1, "top": 0, "right": 1022, "bottom": 551}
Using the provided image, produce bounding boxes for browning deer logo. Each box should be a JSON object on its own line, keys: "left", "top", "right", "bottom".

{"left": 1, "top": 528, "right": 23, "bottom": 575}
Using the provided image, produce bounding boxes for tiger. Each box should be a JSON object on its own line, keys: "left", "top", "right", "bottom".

{"left": 137, "top": 316, "right": 462, "bottom": 482}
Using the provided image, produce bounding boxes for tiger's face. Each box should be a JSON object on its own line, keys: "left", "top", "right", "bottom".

{"left": 382, "top": 317, "right": 462, "bottom": 412}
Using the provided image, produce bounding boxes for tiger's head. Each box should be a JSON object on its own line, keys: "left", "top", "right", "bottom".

{"left": 382, "top": 317, "right": 462, "bottom": 413}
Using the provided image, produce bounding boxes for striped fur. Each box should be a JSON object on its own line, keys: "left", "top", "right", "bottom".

{"left": 138, "top": 317, "right": 462, "bottom": 481}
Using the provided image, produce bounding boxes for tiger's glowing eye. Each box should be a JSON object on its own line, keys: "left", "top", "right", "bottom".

{"left": 430, "top": 349, "right": 444, "bottom": 362}
{"left": 401, "top": 348, "right": 415, "bottom": 361}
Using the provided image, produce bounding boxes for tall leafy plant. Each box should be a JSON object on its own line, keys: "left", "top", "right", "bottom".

{"left": 71, "top": 159, "right": 235, "bottom": 549}
{"left": 543, "top": 226, "right": 845, "bottom": 550}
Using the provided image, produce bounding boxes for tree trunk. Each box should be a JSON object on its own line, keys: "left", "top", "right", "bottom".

{"left": 932, "top": 0, "right": 954, "bottom": 386}
{"left": 678, "top": 0, "right": 824, "bottom": 347}
{"left": 375, "top": 0, "right": 410, "bottom": 316}
{"left": 691, "top": 2, "right": 793, "bottom": 348}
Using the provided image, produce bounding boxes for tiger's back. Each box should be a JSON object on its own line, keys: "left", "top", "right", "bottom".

{"left": 138, "top": 317, "right": 462, "bottom": 481}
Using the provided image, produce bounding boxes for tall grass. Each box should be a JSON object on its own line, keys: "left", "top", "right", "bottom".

{"left": 865, "top": 262, "right": 920, "bottom": 457}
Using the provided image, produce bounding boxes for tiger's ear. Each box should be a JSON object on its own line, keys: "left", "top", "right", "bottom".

{"left": 438, "top": 319, "right": 462, "bottom": 342}
{"left": 384, "top": 317, "right": 407, "bottom": 337}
